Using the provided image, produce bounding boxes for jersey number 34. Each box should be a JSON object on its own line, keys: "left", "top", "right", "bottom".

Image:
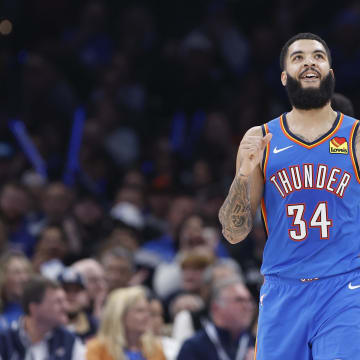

{"left": 286, "top": 202, "right": 333, "bottom": 241}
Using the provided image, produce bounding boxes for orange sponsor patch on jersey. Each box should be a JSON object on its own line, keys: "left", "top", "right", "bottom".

{"left": 330, "top": 137, "right": 348, "bottom": 154}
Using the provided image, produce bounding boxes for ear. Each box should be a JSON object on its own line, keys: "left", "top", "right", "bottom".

{"left": 330, "top": 68, "right": 334, "bottom": 78}
{"left": 281, "top": 71, "right": 287, "bottom": 86}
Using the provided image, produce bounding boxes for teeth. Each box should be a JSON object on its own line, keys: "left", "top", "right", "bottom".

{"left": 302, "top": 73, "right": 318, "bottom": 79}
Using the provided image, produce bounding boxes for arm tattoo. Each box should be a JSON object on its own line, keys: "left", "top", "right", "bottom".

{"left": 219, "top": 175, "right": 252, "bottom": 242}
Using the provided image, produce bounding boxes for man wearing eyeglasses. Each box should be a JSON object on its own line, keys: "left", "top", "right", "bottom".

{"left": 177, "top": 277, "right": 255, "bottom": 360}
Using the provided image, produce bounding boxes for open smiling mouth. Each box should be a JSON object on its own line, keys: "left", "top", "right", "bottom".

{"left": 300, "top": 69, "right": 321, "bottom": 82}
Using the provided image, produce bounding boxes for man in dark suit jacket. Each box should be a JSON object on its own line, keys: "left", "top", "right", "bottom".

{"left": 177, "top": 277, "right": 255, "bottom": 360}
{"left": 0, "top": 275, "right": 85, "bottom": 360}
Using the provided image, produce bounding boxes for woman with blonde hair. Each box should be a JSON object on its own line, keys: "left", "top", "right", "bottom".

{"left": 0, "top": 250, "right": 32, "bottom": 329}
{"left": 86, "top": 286, "right": 166, "bottom": 360}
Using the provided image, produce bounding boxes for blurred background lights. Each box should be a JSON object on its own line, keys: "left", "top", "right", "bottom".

{"left": 0, "top": 19, "right": 13, "bottom": 36}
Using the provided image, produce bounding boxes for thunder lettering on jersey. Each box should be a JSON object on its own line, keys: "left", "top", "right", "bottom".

{"left": 261, "top": 112, "right": 360, "bottom": 278}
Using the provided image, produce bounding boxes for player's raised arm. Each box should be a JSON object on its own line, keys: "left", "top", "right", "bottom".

{"left": 218, "top": 126, "right": 272, "bottom": 244}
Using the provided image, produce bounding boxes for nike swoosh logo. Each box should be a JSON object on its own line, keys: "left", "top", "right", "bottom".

{"left": 273, "top": 145, "right": 294, "bottom": 154}
{"left": 348, "top": 282, "right": 360, "bottom": 290}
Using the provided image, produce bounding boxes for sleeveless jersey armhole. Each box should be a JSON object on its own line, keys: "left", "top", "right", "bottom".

{"left": 261, "top": 124, "right": 270, "bottom": 237}
{"left": 350, "top": 120, "right": 360, "bottom": 183}
{"left": 261, "top": 124, "right": 270, "bottom": 181}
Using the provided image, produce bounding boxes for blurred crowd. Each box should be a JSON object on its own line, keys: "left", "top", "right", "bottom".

{"left": 0, "top": 0, "right": 360, "bottom": 359}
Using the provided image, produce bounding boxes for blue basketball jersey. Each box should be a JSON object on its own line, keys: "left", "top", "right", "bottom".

{"left": 261, "top": 112, "right": 360, "bottom": 278}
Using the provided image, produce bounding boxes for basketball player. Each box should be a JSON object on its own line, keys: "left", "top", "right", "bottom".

{"left": 219, "top": 33, "right": 360, "bottom": 359}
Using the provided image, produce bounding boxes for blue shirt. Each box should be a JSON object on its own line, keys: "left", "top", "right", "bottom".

{"left": 125, "top": 349, "right": 146, "bottom": 360}
{"left": 0, "top": 302, "right": 23, "bottom": 330}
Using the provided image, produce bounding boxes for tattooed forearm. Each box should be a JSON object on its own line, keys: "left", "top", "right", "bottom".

{"left": 219, "top": 174, "right": 252, "bottom": 244}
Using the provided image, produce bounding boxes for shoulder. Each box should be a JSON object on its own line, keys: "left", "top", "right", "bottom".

{"left": 86, "top": 338, "right": 105, "bottom": 352}
{"left": 85, "top": 338, "right": 114, "bottom": 360}
{"left": 243, "top": 125, "right": 263, "bottom": 137}
{"left": 341, "top": 113, "right": 358, "bottom": 122}
{"left": 177, "top": 330, "right": 214, "bottom": 360}
{"left": 181, "top": 329, "right": 211, "bottom": 350}
{"left": 147, "top": 341, "right": 167, "bottom": 360}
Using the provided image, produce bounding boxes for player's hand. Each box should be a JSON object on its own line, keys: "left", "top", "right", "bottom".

{"left": 238, "top": 132, "right": 272, "bottom": 177}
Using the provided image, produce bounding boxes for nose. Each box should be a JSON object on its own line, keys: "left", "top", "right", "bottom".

{"left": 303, "top": 54, "right": 315, "bottom": 67}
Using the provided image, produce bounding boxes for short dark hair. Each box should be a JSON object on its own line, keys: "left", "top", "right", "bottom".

{"left": 22, "top": 275, "right": 60, "bottom": 315}
{"left": 279, "top": 33, "right": 332, "bottom": 70}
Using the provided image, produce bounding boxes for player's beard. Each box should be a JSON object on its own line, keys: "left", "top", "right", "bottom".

{"left": 285, "top": 71, "right": 335, "bottom": 110}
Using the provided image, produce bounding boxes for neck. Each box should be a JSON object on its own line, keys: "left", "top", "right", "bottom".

{"left": 285, "top": 104, "right": 338, "bottom": 142}
{"left": 126, "top": 331, "right": 142, "bottom": 351}
{"left": 24, "top": 316, "right": 51, "bottom": 344}
{"left": 287, "top": 103, "right": 337, "bottom": 126}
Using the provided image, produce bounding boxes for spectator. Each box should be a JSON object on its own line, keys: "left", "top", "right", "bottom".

{"left": 71, "top": 258, "right": 108, "bottom": 320}
{"left": 38, "top": 182, "right": 74, "bottom": 225}
{"left": 58, "top": 268, "right": 98, "bottom": 343}
{"left": 149, "top": 296, "right": 180, "bottom": 360}
{"left": 177, "top": 277, "right": 255, "bottom": 360}
{"left": 171, "top": 258, "right": 245, "bottom": 344}
{"left": 100, "top": 246, "right": 135, "bottom": 292}
{"left": 86, "top": 286, "right": 166, "bottom": 360}
{"left": 72, "top": 194, "right": 112, "bottom": 257}
{"left": 152, "top": 213, "right": 224, "bottom": 299}
{"left": 181, "top": 248, "right": 215, "bottom": 290}
{"left": 103, "top": 224, "right": 142, "bottom": 252}
{"left": 169, "top": 293, "right": 205, "bottom": 325}
{"left": 32, "top": 225, "right": 68, "bottom": 277}
{"left": 0, "top": 250, "right": 32, "bottom": 330}
{"left": 100, "top": 240, "right": 154, "bottom": 289}
{"left": 21, "top": 170, "right": 48, "bottom": 220}
{"left": 35, "top": 182, "right": 82, "bottom": 257}
{"left": 0, "top": 182, "right": 36, "bottom": 256}
{"left": 142, "top": 194, "right": 195, "bottom": 263}
{"left": 114, "top": 184, "right": 145, "bottom": 211}
{"left": 0, "top": 275, "right": 85, "bottom": 359}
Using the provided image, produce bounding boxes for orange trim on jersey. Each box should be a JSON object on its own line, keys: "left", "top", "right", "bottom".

{"left": 349, "top": 120, "right": 360, "bottom": 183}
{"left": 263, "top": 123, "right": 270, "bottom": 181}
{"left": 261, "top": 198, "right": 269, "bottom": 235}
{"left": 280, "top": 113, "right": 344, "bottom": 149}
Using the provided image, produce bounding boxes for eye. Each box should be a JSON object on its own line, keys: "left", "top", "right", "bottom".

{"left": 292, "top": 55, "right": 302, "bottom": 61}
{"left": 314, "top": 53, "right": 324, "bottom": 59}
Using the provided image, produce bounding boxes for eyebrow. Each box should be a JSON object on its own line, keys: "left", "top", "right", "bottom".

{"left": 289, "top": 49, "right": 327, "bottom": 58}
